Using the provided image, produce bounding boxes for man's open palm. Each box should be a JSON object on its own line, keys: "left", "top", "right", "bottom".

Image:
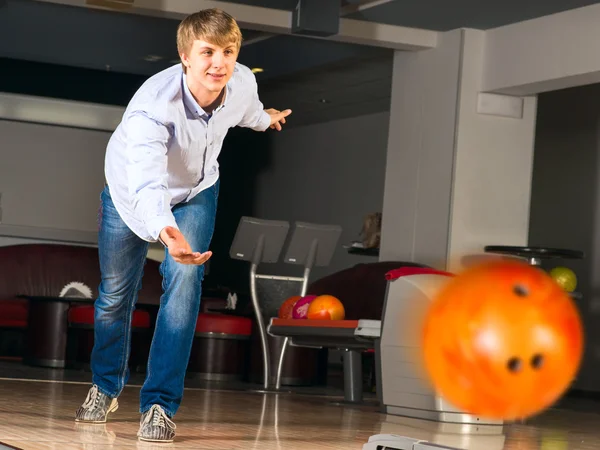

{"left": 159, "top": 226, "right": 212, "bottom": 265}
{"left": 265, "top": 108, "right": 292, "bottom": 131}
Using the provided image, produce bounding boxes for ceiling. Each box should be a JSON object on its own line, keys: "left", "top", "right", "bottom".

{"left": 2, "top": 0, "right": 600, "bottom": 127}
{"left": 225, "top": 0, "right": 600, "bottom": 30}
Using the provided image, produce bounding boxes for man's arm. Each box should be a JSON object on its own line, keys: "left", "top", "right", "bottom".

{"left": 125, "top": 111, "right": 177, "bottom": 240}
{"left": 124, "top": 111, "right": 212, "bottom": 265}
{"left": 237, "top": 79, "right": 271, "bottom": 131}
{"left": 237, "top": 76, "right": 292, "bottom": 131}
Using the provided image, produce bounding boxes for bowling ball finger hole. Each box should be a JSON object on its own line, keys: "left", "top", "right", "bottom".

{"left": 513, "top": 284, "right": 529, "bottom": 297}
{"left": 531, "top": 353, "right": 544, "bottom": 369}
{"left": 507, "top": 357, "right": 522, "bottom": 372}
{"left": 506, "top": 354, "right": 544, "bottom": 372}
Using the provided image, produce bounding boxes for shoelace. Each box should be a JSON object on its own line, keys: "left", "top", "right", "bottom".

{"left": 143, "top": 405, "right": 176, "bottom": 430}
{"left": 81, "top": 385, "right": 101, "bottom": 410}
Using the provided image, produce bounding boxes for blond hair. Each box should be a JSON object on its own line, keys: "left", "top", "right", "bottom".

{"left": 177, "top": 8, "right": 243, "bottom": 57}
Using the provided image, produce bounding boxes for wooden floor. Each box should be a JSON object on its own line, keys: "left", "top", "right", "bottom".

{"left": 1, "top": 377, "right": 600, "bottom": 449}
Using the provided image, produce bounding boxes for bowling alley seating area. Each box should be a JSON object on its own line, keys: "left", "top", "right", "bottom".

{"left": 0, "top": 243, "right": 257, "bottom": 377}
{"left": 0, "top": 240, "right": 421, "bottom": 396}
{"left": 0, "top": 243, "right": 161, "bottom": 368}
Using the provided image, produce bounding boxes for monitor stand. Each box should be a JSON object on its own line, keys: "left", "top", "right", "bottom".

{"left": 230, "top": 217, "right": 342, "bottom": 391}
{"left": 230, "top": 216, "right": 290, "bottom": 390}
{"left": 273, "top": 221, "right": 342, "bottom": 389}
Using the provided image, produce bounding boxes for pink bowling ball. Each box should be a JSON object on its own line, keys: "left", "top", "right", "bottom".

{"left": 292, "top": 295, "right": 316, "bottom": 319}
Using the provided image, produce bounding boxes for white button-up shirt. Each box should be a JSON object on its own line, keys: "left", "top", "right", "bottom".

{"left": 104, "top": 62, "right": 270, "bottom": 241}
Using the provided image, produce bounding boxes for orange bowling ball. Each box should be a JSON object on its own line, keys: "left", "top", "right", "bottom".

{"left": 422, "top": 259, "right": 584, "bottom": 421}
{"left": 278, "top": 295, "right": 301, "bottom": 319}
{"left": 307, "top": 295, "right": 345, "bottom": 320}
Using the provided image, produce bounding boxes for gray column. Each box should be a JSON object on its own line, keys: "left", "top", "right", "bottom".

{"left": 380, "top": 29, "right": 538, "bottom": 272}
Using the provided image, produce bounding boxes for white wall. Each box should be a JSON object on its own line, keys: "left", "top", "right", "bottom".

{"left": 447, "top": 29, "right": 538, "bottom": 272}
{"left": 0, "top": 93, "right": 122, "bottom": 246}
{"left": 0, "top": 93, "right": 171, "bottom": 263}
{"left": 380, "top": 29, "right": 538, "bottom": 272}
{"left": 0, "top": 119, "right": 107, "bottom": 243}
{"left": 250, "top": 111, "right": 390, "bottom": 281}
{"left": 483, "top": 3, "right": 600, "bottom": 95}
{"left": 379, "top": 30, "right": 462, "bottom": 267}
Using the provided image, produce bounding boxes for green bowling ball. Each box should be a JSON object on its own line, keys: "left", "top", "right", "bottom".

{"left": 549, "top": 266, "right": 577, "bottom": 293}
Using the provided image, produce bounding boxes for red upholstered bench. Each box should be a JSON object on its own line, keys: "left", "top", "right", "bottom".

{"left": 65, "top": 304, "right": 152, "bottom": 372}
{"left": 0, "top": 299, "right": 29, "bottom": 358}
{"left": 0, "top": 299, "right": 29, "bottom": 328}
{"left": 187, "top": 313, "right": 252, "bottom": 381}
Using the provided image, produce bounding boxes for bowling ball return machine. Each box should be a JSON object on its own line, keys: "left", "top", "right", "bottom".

{"left": 230, "top": 216, "right": 342, "bottom": 390}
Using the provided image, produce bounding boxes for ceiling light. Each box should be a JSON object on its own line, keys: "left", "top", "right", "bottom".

{"left": 251, "top": 67, "right": 264, "bottom": 73}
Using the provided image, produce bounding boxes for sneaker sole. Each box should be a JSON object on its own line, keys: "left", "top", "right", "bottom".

{"left": 75, "top": 399, "right": 119, "bottom": 423}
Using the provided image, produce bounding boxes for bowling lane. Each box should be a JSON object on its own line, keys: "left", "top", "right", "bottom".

{"left": 0, "top": 377, "right": 600, "bottom": 449}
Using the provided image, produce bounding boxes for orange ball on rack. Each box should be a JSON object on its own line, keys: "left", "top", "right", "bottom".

{"left": 278, "top": 295, "right": 301, "bottom": 319}
{"left": 307, "top": 295, "right": 345, "bottom": 320}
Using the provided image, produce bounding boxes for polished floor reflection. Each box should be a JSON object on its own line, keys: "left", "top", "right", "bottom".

{"left": 0, "top": 377, "right": 600, "bottom": 449}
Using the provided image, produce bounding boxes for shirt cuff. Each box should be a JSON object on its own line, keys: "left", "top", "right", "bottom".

{"left": 146, "top": 215, "right": 178, "bottom": 243}
{"left": 257, "top": 110, "right": 271, "bottom": 131}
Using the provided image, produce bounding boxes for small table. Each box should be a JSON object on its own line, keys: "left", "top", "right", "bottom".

{"left": 484, "top": 245, "right": 584, "bottom": 266}
{"left": 18, "top": 295, "right": 93, "bottom": 368}
{"left": 268, "top": 318, "right": 380, "bottom": 404}
{"left": 484, "top": 246, "right": 584, "bottom": 300}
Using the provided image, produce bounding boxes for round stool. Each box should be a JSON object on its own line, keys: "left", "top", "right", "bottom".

{"left": 66, "top": 304, "right": 152, "bottom": 372}
{"left": 187, "top": 313, "right": 252, "bottom": 381}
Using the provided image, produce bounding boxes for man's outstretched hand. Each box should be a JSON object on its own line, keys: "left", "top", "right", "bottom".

{"left": 265, "top": 108, "right": 292, "bottom": 131}
{"left": 159, "top": 226, "right": 212, "bottom": 265}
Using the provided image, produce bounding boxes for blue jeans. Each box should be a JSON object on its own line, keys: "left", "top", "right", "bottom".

{"left": 91, "top": 181, "right": 219, "bottom": 417}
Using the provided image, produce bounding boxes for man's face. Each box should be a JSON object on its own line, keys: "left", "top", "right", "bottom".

{"left": 181, "top": 39, "right": 238, "bottom": 95}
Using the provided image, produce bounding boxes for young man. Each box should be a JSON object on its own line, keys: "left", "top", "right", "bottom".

{"left": 74, "top": 8, "right": 291, "bottom": 443}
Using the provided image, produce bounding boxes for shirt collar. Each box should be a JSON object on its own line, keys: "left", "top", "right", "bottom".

{"left": 182, "top": 69, "right": 232, "bottom": 119}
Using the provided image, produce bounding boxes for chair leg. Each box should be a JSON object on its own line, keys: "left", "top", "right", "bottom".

{"left": 342, "top": 349, "right": 363, "bottom": 403}
{"left": 275, "top": 337, "right": 289, "bottom": 389}
{"left": 250, "top": 266, "right": 270, "bottom": 389}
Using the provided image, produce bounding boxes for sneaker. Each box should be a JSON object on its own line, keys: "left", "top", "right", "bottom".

{"left": 137, "top": 405, "right": 176, "bottom": 443}
{"left": 75, "top": 384, "right": 119, "bottom": 423}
